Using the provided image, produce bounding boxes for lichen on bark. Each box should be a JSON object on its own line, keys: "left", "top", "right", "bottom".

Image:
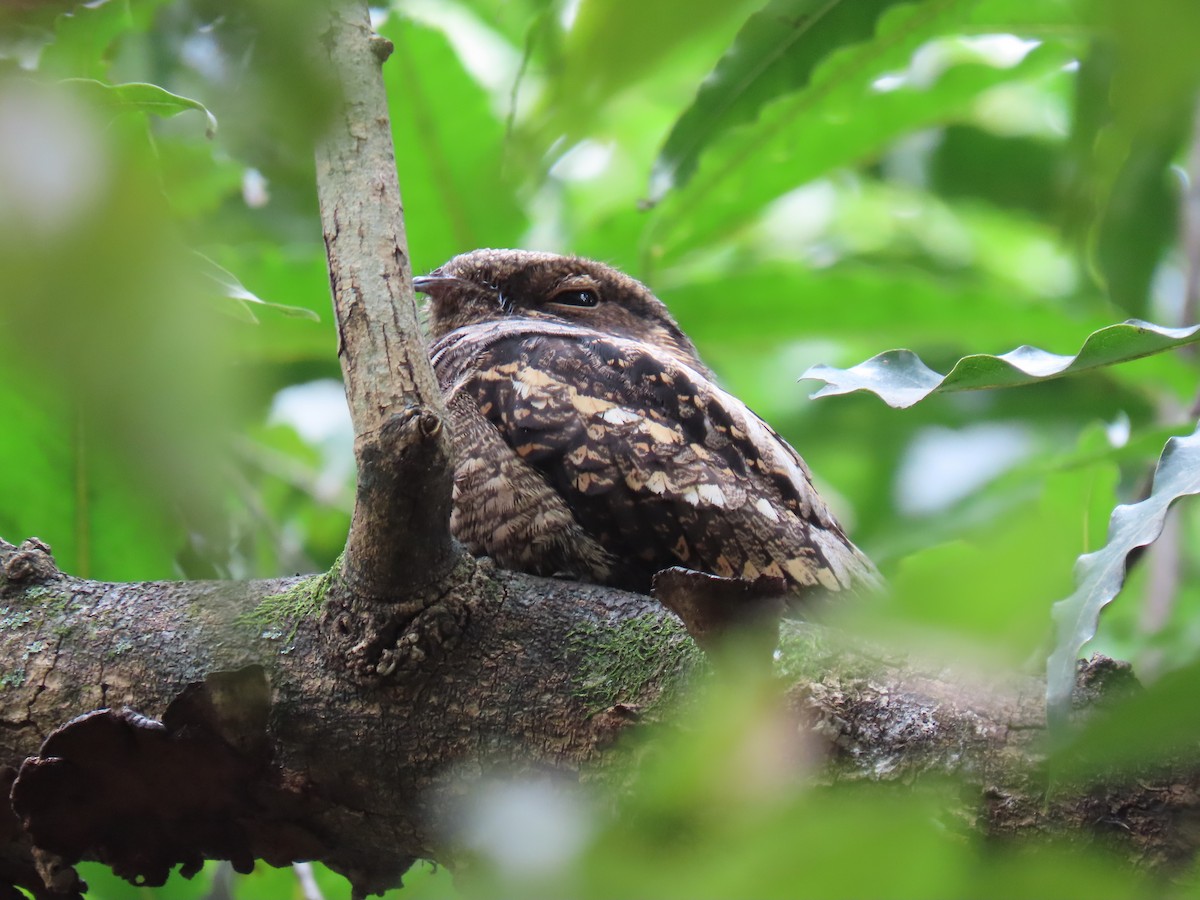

{"left": 237, "top": 554, "right": 341, "bottom": 640}
{"left": 567, "top": 612, "right": 703, "bottom": 711}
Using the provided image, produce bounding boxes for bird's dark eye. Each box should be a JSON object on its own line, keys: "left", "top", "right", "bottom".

{"left": 551, "top": 288, "right": 599, "bottom": 308}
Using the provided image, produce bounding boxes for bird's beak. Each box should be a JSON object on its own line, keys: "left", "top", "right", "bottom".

{"left": 412, "top": 274, "right": 463, "bottom": 296}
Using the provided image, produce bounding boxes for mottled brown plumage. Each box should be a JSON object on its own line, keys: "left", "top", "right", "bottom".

{"left": 417, "top": 249, "right": 879, "bottom": 601}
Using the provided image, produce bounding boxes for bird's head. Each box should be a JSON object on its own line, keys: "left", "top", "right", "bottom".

{"left": 415, "top": 249, "right": 703, "bottom": 366}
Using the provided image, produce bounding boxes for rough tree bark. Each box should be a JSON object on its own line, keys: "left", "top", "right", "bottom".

{"left": 1, "top": 1, "right": 1199, "bottom": 898}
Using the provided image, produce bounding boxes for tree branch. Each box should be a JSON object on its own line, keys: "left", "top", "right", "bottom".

{"left": 3, "top": 536, "right": 1198, "bottom": 897}
{"left": 0, "top": 538, "right": 679, "bottom": 897}
{"left": 314, "top": 0, "right": 456, "bottom": 599}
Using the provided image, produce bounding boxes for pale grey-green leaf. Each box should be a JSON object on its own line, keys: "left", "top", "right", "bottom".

{"left": 62, "top": 78, "right": 218, "bottom": 137}
{"left": 802, "top": 320, "right": 1200, "bottom": 408}
{"left": 1046, "top": 425, "right": 1200, "bottom": 728}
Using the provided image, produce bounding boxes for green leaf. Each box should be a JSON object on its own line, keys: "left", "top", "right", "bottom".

{"left": 61, "top": 78, "right": 218, "bottom": 137}
{"left": 36, "top": 0, "right": 170, "bottom": 78}
{"left": 1059, "top": 1, "right": 1200, "bottom": 316}
{"left": 965, "top": 0, "right": 1089, "bottom": 31}
{"left": 802, "top": 319, "right": 1200, "bottom": 409}
{"left": 858, "top": 459, "right": 1114, "bottom": 665}
{"left": 540, "top": 0, "right": 760, "bottom": 140}
{"left": 649, "top": 29, "right": 1073, "bottom": 262}
{"left": 0, "top": 124, "right": 232, "bottom": 582}
{"left": 668, "top": 263, "right": 1115, "bottom": 367}
{"left": 1046, "top": 424, "right": 1200, "bottom": 728}
{"left": 76, "top": 861, "right": 216, "bottom": 900}
{"left": 195, "top": 253, "right": 321, "bottom": 323}
{"left": 0, "top": 377, "right": 185, "bottom": 582}
{"left": 210, "top": 244, "right": 336, "bottom": 366}
{"left": 380, "top": 18, "right": 527, "bottom": 273}
{"left": 650, "top": 0, "right": 906, "bottom": 202}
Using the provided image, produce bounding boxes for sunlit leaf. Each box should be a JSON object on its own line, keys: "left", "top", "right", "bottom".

{"left": 650, "top": 0, "right": 904, "bottom": 202}
{"left": 649, "top": 33, "right": 1072, "bottom": 262}
{"left": 1046, "top": 424, "right": 1200, "bottom": 728}
{"left": 541, "top": 0, "right": 759, "bottom": 140}
{"left": 802, "top": 320, "right": 1200, "bottom": 409}
{"left": 62, "top": 78, "right": 218, "bottom": 137}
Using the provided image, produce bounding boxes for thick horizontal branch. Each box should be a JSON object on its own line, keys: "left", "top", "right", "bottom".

{"left": 2, "top": 537, "right": 1198, "bottom": 898}
{"left": 0, "top": 538, "right": 680, "bottom": 897}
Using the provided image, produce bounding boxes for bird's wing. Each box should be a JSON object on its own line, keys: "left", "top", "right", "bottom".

{"left": 443, "top": 390, "right": 618, "bottom": 581}
{"left": 435, "top": 325, "right": 876, "bottom": 595}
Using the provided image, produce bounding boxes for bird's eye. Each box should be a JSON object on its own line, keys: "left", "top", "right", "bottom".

{"left": 551, "top": 288, "right": 599, "bottom": 308}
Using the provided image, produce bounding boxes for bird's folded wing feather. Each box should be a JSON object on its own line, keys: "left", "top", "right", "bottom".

{"left": 438, "top": 327, "right": 876, "bottom": 594}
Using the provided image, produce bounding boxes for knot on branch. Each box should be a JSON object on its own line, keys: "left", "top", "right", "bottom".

{"left": 369, "top": 33, "right": 394, "bottom": 62}
{"left": 1072, "top": 654, "right": 1139, "bottom": 710}
{"left": 374, "top": 596, "right": 469, "bottom": 679}
{"left": 1, "top": 538, "right": 59, "bottom": 586}
{"left": 343, "top": 405, "right": 457, "bottom": 599}
{"left": 652, "top": 567, "right": 784, "bottom": 663}
{"left": 10, "top": 667, "right": 325, "bottom": 893}
{"left": 354, "top": 406, "right": 447, "bottom": 487}
{"left": 321, "top": 555, "right": 488, "bottom": 684}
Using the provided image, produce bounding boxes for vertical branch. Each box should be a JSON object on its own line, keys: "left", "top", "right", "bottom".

{"left": 314, "top": 0, "right": 457, "bottom": 597}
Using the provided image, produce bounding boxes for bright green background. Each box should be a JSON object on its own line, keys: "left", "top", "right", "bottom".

{"left": 3, "top": 0, "right": 1200, "bottom": 896}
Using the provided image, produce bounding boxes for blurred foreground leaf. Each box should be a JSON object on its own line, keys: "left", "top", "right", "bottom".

{"left": 850, "top": 458, "right": 1115, "bottom": 666}
{"left": 1053, "top": 655, "right": 1200, "bottom": 776}
{"left": 1046, "top": 424, "right": 1200, "bottom": 727}
{"left": 0, "top": 78, "right": 232, "bottom": 580}
{"left": 457, "top": 679, "right": 1150, "bottom": 900}
{"left": 802, "top": 320, "right": 1200, "bottom": 408}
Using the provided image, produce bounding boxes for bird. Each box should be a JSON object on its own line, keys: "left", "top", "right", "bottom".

{"left": 415, "top": 249, "right": 879, "bottom": 608}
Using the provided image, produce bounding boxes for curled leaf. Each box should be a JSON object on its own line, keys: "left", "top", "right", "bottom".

{"left": 802, "top": 319, "right": 1200, "bottom": 408}
{"left": 62, "top": 78, "right": 218, "bottom": 137}
{"left": 1046, "top": 424, "right": 1200, "bottom": 728}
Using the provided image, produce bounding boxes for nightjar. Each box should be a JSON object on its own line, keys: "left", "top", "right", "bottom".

{"left": 416, "top": 249, "right": 878, "bottom": 602}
